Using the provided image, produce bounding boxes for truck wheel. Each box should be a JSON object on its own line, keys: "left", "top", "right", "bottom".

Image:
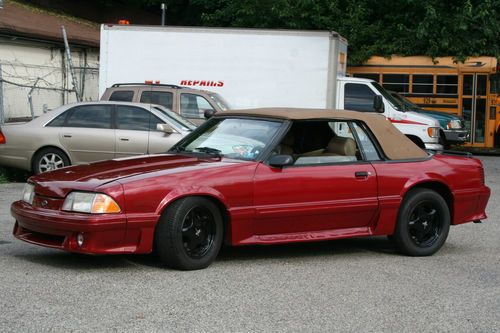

{"left": 33, "top": 147, "right": 70, "bottom": 174}
{"left": 406, "top": 135, "right": 425, "bottom": 149}
{"left": 154, "top": 197, "right": 223, "bottom": 270}
{"left": 439, "top": 131, "right": 450, "bottom": 150}
{"left": 393, "top": 188, "right": 450, "bottom": 256}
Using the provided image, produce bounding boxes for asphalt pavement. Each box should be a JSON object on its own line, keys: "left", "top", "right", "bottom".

{"left": 0, "top": 156, "right": 499, "bottom": 332}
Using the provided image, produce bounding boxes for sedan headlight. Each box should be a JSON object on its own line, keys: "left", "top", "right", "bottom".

{"left": 62, "top": 192, "right": 121, "bottom": 214}
{"left": 22, "top": 183, "right": 35, "bottom": 205}
{"left": 427, "top": 127, "right": 441, "bottom": 138}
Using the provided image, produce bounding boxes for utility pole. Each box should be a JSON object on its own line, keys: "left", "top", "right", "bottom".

{"left": 61, "top": 26, "right": 81, "bottom": 102}
{"left": 161, "top": 3, "right": 167, "bottom": 26}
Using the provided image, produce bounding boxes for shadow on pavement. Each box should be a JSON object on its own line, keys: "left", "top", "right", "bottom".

{"left": 12, "top": 236, "right": 398, "bottom": 270}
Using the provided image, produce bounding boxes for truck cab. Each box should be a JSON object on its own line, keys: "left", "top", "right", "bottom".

{"left": 336, "top": 77, "right": 443, "bottom": 150}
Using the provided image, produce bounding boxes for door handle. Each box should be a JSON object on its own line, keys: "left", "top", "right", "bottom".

{"left": 355, "top": 171, "right": 370, "bottom": 179}
{"left": 63, "top": 134, "right": 72, "bottom": 138}
{"left": 119, "top": 137, "right": 130, "bottom": 141}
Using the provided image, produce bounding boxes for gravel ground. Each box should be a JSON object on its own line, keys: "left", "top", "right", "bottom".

{"left": 0, "top": 156, "right": 499, "bottom": 332}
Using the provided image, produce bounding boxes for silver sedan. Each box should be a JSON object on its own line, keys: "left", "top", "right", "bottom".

{"left": 0, "top": 101, "right": 196, "bottom": 173}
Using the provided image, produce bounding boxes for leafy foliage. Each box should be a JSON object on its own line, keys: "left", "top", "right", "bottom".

{"left": 188, "top": 0, "right": 499, "bottom": 64}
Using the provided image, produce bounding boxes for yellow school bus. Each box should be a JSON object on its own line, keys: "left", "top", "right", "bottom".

{"left": 348, "top": 56, "right": 500, "bottom": 148}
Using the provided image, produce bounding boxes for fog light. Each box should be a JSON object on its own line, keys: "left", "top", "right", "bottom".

{"left": 77, "top": 233, "right": 84, "bottom": 247}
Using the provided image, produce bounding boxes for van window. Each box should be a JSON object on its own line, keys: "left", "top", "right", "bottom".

{"left": 109, "top": 91, "right": 134, "bottom": 102}
{"left": 344, "top": 83, "right": 376, "bottom": 112}
{"left": 140, "top": 91, "right": 174, "bottom": 109}
{"left": 180, "top": 94, "right": 214, "bottom": 118}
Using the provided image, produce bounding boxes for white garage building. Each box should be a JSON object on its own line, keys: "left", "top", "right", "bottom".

{"left": 0, "top": 1, "right": 100, "bottom": 122}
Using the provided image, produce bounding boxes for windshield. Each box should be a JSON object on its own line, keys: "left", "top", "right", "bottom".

{"left": 172, "top": 118, "right": 283, "bottom": 160}
{"left": 389, "top": 92, "right": 420, "bottom": 111}
{"left": 153, "top": 106, "right": 197, "bottom": 131}
{"left": 370, "top": 82, "right": 406, "bottom": 111}
{"left": 208, "top": 93, "right": 231, "bottom": 111}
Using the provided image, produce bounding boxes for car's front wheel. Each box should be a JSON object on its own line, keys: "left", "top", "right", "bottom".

{"left": 33, "top": 147, "right": 70, "bottom": 174}
{"left": 393, "top": 188, "right": 450, "bottom": 256}
{"left": 154, "top": 197, "right": 223, "bottom": 270}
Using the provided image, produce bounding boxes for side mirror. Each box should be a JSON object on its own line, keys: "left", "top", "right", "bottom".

{"left": 157, "top": 123, "right": 174, "bottom": 134}
{"left": 268, "top": 155, "right": 294, "bottom": 168}
{"left": 373, "top": 95, "right": 385, "bottom": 113}
{"left": 204, "top": 109, "right": 216, "bottom": 119}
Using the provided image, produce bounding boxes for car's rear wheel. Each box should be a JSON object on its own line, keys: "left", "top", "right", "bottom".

{"left": 154, "top": 197, "right": 223, "bottom": 270}
{"left": 33, "top": 147, "right": 70, "bottom": 174}
{"left": 393, "top": 188, "right": 450, "bottom": 256}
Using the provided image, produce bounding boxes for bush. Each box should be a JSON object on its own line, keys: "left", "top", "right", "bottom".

{"left": 0, "top": 167, "right": 31, "bottom": 183}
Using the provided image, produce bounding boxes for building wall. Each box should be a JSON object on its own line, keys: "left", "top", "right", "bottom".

{"left": 0, "top": 37, "right": 99, "bottom": 121}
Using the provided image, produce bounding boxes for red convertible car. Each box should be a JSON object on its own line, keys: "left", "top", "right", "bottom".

{"left": 12, "top": 108, "right": 490, "bottom": 270}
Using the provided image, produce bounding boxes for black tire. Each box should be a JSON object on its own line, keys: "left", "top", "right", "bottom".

{"left": 393, "top": 188, "right": 450, "bottom": 256}
{"left": 407, "top": 135, "right": 426, "bottom": 149}
{"left": 439, "top": 132, "right": 450, "bottom": 150}
{"left": 154, "top": 197, "right": 223, "bottom": 270}
{"left": 33, "top": 147, "right": 70, "bottom": 174}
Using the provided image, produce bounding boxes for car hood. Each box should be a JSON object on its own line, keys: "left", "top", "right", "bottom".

{"left": 30, "top": 154, "right": 236, "bottom": 198}
{"left": 404, "top": 111, "right": 441, "bottom": 127}
{"left": 415, "top": 109, "right": 462, "bottom": 128}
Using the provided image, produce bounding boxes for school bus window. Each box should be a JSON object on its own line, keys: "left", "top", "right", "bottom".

{"left": 463, "top": 75, "right": 473, "bottom": 95}
{"left": 491, "top": 74, "right": 500, "bottom": 93}
{"left": 436, "top": 75, "right": 458, "bottom": 96}
{"left": 412, "top": 75, "right": 433, "bottom": 94}
{"left": 382, "top": 74, "right": 409, "bottom": 94}
{"left": 476, "top": 75, "right": 487, "bottom": 96}
{"left": 352, "top": 73, "right": 380, "bottom": 82}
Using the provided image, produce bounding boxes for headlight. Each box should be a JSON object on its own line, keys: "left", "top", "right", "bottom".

{"left": 62, "top": 192, "right": 121, "bottom": 214}
{"left": 427, "top": 127, "right": 441, "bottom": 138}
{"left": 22, "top": 183, "right": 35, "bottom": 205}
{"left": 447, "top": 119, "right": 462, "bottom": 129}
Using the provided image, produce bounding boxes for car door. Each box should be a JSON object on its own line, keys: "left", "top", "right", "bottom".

{"left": 58, "top": 104, "right": 115, "bottom": 164}
{"left": 252, "top": 120, "right": 379, "bottom": 236}
{"left": 114, "top": 105, "right": 180, "bottom": 157}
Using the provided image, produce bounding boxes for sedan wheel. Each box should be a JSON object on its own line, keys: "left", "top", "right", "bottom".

{"left": 393, "top": 188, "right": 450, "bottom": 256}
{"left": 33, "top": 148, "right": 70, "bottom": 174}
{"left": 155, "top": 197, "right": 223, "bottom": 270}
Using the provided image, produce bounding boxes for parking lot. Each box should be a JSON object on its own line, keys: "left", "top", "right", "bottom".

{"left": 0, "top": 155, "right": 498, "bottom": 332}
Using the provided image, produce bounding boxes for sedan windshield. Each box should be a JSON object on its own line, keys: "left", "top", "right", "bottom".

{"left": 153, "top": 106, "right": 197, "bottom": 131}
{"left": 172, "top": 118, "right": 283, "bottom": 160}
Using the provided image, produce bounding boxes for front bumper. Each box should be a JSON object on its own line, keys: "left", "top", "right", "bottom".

{"left": 11, "top": 200, "right": 133, "bottom": 254}
{"left": 443, "top": 129, "right": 469, "bottom": 144}
{"left": 424, "top": 143, "right": 444, "bottom": 151}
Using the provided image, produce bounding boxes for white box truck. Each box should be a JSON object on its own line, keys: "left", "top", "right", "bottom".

{"left": 100, "top": 25, "right": 442, "bottom": 150}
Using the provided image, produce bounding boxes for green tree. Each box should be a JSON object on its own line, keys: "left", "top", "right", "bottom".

{"left": 190, "top": 0, "right": 499, "bottom": 64}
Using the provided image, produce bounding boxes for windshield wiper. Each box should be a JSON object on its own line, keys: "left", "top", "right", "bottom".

{"left": 170, "top": 146, "right": 189, "bottom": 153}
{"left": 194, "top": 147, "right": 223, "bottom": 157}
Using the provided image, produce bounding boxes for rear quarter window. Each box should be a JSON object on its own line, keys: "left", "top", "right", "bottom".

{"left": 109, "top": 90, "right": 134, "bottom": 102}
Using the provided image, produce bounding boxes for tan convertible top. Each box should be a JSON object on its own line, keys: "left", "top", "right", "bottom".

{"left": 216, "top": 108, "right": 428, "bottom": 160}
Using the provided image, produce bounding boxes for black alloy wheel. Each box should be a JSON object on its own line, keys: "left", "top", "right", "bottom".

{"left": 154, "top": 197, "right": 223, "bottom": 270}
{"left": 393, "top": 188, "right": 450, "bottom": 256}
{"left": 181, "top": 206, "right": 216, "bottom": 258}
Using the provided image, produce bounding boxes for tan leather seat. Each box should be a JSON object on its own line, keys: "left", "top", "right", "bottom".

{"left": 278, "top": 132, "right": 295, "bottom": 155}
{"left": 324, "top": 136, "right": 356, "bottom": 156}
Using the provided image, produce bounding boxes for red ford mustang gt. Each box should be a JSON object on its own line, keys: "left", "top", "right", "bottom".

{"left": 12, "top": 108, "right": 490, "bottom": 270}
